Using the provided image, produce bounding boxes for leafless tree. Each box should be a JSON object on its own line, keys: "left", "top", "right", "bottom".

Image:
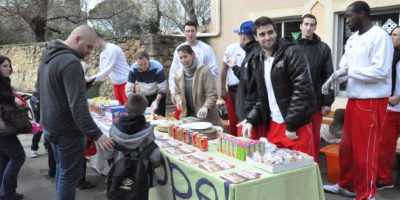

{"left": 159, "top": 0, "right": 211, "bottom": 33}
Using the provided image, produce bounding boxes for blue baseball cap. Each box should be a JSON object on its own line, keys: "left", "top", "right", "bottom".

{"left": 233, "top": 21, "right": 254, "bottom": 36}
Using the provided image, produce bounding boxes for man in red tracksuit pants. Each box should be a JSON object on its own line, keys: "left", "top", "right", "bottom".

{"left": 322, "top": 2, "right": 394, "bottom": 200}
{"left": 241, "top": 16, "right": 317, "bottom": 158}
{"left": 376, "top": 26, "right": 400, "bottom": 190}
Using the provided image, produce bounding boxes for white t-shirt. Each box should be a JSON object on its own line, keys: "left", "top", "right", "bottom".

{"left": 264, "top": 57, "right": 284, "bottom": 123}
{"left": 388, "top": 61, "right": 400, "bottom": 112}
{"left": 94, "top": 43, "right": 130, "bottom": 85}
{"left": 222, "top": 43, "right": 245, "bottom": 86}
{"left": 340, "top": 26, "right": 393, "bottom": 99}
{"left": 168, "top": 41, "right": 219, "bottom": 93}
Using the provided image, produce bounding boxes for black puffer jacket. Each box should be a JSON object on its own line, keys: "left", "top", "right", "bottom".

{"left": 232, "top": 40, "right": 261, "bottom": 121}
{"left": 246, "top": 38, "right": 316, "bottom": 132}
{"left": 296, "top": 34, "right": 334, "bottom": 108}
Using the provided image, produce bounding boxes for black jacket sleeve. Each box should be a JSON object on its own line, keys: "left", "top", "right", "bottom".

{"left": 62, "top": 60, "right": 103, "bottom": 141}
{"left": 320, "top": 43, "right": 335, "bottom": 107}
{"left": 285, "top": 47, "right": 316, "bottom": 132}
{"left": 0, "top": 92, "right": 15, "bottom": 105}
{"left": 245, "top": 57, "right": 263, "bottom": 126}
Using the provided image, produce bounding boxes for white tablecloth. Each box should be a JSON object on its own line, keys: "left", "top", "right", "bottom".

{"left": 88, "top": 113, "right": 112, "bottom": 175}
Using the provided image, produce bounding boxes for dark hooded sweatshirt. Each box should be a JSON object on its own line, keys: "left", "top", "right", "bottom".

{"left": 38, "top": 40, "right": 102, "bottom": 141}
{"left": 296, "top": 34, "right": 334, "bottom": 109}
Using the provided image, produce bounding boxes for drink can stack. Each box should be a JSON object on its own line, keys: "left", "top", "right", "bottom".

{"left": 217, "top": 135, "right": 265, "bottom": 161}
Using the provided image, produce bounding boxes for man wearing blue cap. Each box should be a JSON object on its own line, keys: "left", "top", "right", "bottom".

{"left": 221, "top": 20, "right": 260, "bottom": 136}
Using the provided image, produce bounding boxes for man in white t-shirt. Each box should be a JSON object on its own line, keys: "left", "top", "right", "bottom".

{"left": 87, "top": 33, "right": 130, "bottom": 105}
{"left": 376, "top": 26, "right": 400, "bottom": 190}
{"left": 168, "top": 21, "right": 219, "bottom": 119}
{"left": 323, "top": 2, "right": 393, "bottom": 200}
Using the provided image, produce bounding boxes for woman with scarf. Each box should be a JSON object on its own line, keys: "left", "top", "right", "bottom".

{"left": 0, "top": 55, "right": 25, "bottom": 200}
{"left": 174, "top": 45, "right": 221, "bottom": 125}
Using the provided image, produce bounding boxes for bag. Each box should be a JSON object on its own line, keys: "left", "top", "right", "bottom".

{"left": 84, "top": 136, "right": 97, "bottom": 157}
{"left": 0, "top": 104, "right": 33, "bottom": 136}
{"left": 106, "top": 142, "right": 158, "bottom": 200}
{"left": 218, "top": 103, "right": 228, "bottom": 120}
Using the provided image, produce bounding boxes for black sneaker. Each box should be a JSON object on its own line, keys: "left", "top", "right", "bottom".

{"left": 77, "top": 181, "right": 95, "bottom": 190}
{"left": 377, "top": 182, "right": 394, "bottom": 190}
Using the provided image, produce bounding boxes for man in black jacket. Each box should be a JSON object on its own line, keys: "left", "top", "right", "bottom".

{"left": 241, "top": 16, "right": 316, "bottom": 157}
{"left": 39, "top": 25, "right": 114, "bottom": 200}
{"left": 296, "top": 14, "right": 334, "bottom": 162}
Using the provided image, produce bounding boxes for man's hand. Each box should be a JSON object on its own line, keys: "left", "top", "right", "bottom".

{"left": 322, "top": 67, "right": 348, "bottom": 95}
{"left": 85, "top": 76, "right": 96, "bottom": 83}
{"left": 237, "top": 120, "right": 253, "bottom": 138}
{"left": 197, "top": 107, "right": 208, "bottom": 119}
{"left": 96, "top": 134, "right": 114, "bottom": 151}
{"left": 151, "top": 100, "right": 159, "bottom": 112}
{"left": 321, "top": 76, "right": 334, "bottom": 95}
{"left": 176, "top": 100, "right": 182, "bottom": 110}
{"left": 389, "top": 96, "right": 400, "bottom": 106}
{"left": 226, "top": 56, "right": 237, "bottom": 68}
{"left": 285, "top": 130, "right": 298, "bottom": 140}
{"left": 171, "top": 93, "right": 176, "bottom": 105}
{"left": 221, "top": 87, "right": 227, "bottom": 100}
{"left": 321, "top": 106, "right": 331, "bottom": 116}
{"left": 14, "top": 98, "right": 23, "bottom": 107}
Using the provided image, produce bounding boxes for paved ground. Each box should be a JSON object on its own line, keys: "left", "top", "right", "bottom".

{"left": 14, "top": 134, "right": 400, "bottom": 200}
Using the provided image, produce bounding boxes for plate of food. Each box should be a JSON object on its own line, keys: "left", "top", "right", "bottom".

{"left": 186, "top": 122, "right": 213, "bottom": 130}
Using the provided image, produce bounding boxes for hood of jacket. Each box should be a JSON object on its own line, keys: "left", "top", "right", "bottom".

{"left": 110, "top": 115, "right": 155, "bottom": 150}
{"left": 42, "top": 40, "right": 78, "bottom": 64}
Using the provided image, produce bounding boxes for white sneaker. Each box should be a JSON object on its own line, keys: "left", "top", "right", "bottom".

{"left": 323, "top": 183, "right": 356, "bottom": 197}
{"left": 30, "top": 150, "right": 38, "bottom": 158}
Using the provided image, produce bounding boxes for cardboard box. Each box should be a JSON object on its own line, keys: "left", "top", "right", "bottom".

{"left": 104, "top": 105, "right": 126, "bottom": 122}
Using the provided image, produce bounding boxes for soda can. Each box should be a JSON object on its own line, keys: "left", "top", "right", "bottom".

{"left": 192, "top": 133, "right": 198, "bottom": 147}
{"left": 196, "top": 134, "right": 202, "bottom": 148}
{"left": 171, "top": 126, "right": 178, "bottom": 138}
{"left": 200, "top": 136, "right": 208, "bottom": 152}
{"left": 135, "top": 83, "right": 140, "bottom": 93}
{"left": 177, "top": 128, "right": 184, "bottom": 140}
{"left": 184, "top": 130, "right": 192, "bottom": 144}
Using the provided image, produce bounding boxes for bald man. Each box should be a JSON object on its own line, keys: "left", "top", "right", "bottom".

{"left": 38, "top": 25, "right": 114, "bottom": 200}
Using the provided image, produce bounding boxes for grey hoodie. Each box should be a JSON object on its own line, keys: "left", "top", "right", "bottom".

{"left": 38, "top": 40, "right": 102, "bottom": 141}
{"left": 106, "top": 123, "right": 161, "bottom": 167}
{"left": 105, "top": 123, "right": 162, "bottom": 187}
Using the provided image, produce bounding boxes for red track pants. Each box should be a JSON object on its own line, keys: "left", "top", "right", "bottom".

{"left": 266, "top": 120, "right": 316, "bottom": 158}
{"left": 378, "top": 110, "right": 400, "bottom": 185}
{"left": 113, "top": 82, "right": 127, "bottom": 105}
{"left": 311, "top": 110, "right": 323, "bottom": 163}
{"left": 337, "top": 98, "right": 388, "bottom": 200}
{"left": 226, "top": 91, "right": 238, "bottom": 136}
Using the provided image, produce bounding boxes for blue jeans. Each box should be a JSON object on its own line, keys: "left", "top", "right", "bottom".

{"left": 46, "top": 132, "right": 85, "bottom": 200}
{"left": 0, "top": 136, "right": 26, "bottom": 198}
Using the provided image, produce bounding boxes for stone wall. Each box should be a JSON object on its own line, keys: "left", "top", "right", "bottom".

{"left": 0, "top": 34, "right": 185, "bottom": 104}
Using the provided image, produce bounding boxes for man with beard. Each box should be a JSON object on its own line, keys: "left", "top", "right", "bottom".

{"left": 241, "top": 16, "right": 316, "bottom": 158}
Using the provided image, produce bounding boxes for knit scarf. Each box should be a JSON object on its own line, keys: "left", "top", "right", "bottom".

{"left": 183, "top": 57, "right": 198, "bottom": 77}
